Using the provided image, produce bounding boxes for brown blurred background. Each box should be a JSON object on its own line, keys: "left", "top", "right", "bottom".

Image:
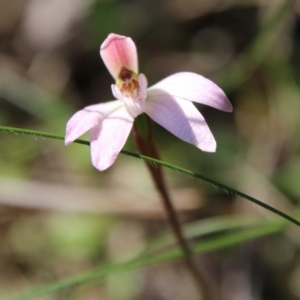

{"left": 1, "top": 0, "right": 300, "bottom": 299}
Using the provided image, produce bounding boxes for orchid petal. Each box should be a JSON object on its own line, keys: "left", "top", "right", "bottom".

{"left": 65, "top": 100, "right": 122, "bottom": 145}
{"left": 100, "top": 33, "right": 138, "bottom": 80}
{"left": 146, "top": 90, "right": 216, "bottom": 152}
{"left": 111, "top": 84, "right": 146, "bottom": 118}
{"left": 138, "top": 73, "right": 148, "bottom": 100}
{"left": 148, "top": 72, "right": 232, "bottom": 112}
{"left": 90, "top": 106, "right": 134, "bottom": 171}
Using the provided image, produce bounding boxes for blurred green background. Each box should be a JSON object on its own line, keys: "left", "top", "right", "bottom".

{"left": 1, "top": 0, "right": 300, "bottom": 299}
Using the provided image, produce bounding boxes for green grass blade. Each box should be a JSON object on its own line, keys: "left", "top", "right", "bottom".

{"left": 142, "top": 216, "right": 286, "bottom": 254}
{"left": 8, "top": 218, "right": 287, "bottom": 300}
{"left": 0, "top": 125, "right": 299, "bottom": 228}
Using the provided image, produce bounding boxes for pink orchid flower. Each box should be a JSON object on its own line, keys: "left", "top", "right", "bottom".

{"left": 65, "top": 33, "right": 232, "bottom": 171}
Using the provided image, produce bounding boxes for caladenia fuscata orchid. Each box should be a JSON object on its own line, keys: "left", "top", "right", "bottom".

{"left": 65, "top": 33, "right": 232, "bottom": 171}
{"left": 65, "top": 33, "right": 232, "bottom": 300}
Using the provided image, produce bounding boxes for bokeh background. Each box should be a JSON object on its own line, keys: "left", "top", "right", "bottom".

{"left": 1, "top": 0, "right": 300, "bottom": 299}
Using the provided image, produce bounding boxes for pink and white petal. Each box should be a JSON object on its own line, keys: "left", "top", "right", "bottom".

{"left": 148, "top": 72, "right": 232, "bottom": 112}
{"left": 85, "top": 100, "right": 123, "bottom": 116}
{"left": 65, "top": 100, "right": 122, "bottom": 145}
{"left": 100, "top": 33, "right": 138, "bottom": 80}
{"left": 65, "top": 110, "right": 100, "bottom": 145}
{"left": 138, "top": 73, "right": 148, "bottom": 100}
{"left": 146, "top": 91, "right": 216, "bottom": 152}
{"left": 90, "top": 106, "right": 134, "bottom": 171}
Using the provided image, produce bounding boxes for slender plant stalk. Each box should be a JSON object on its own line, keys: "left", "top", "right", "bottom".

{"left": 1, "top": 126, "right": 300, "bottom": 228}
{"left": 132, "top": 116, "right": 214, "bottom": 300}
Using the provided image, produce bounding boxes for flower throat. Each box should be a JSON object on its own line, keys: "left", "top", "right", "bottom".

{"left": 117, "top": 67, "right": 140, "bottom": 98}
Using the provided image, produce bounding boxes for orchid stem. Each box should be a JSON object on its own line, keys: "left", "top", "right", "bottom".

{"left": 132, "top": 116, "right": 214, "bottom": 300}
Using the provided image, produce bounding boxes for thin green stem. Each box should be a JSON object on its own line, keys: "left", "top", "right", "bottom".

{"left": 1, "top": 125, "right": 300, "bottom": 228}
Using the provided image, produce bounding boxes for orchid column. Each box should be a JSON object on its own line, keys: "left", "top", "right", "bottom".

{"left": 65, "top": 33, "right": 232, "bottom": 299}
